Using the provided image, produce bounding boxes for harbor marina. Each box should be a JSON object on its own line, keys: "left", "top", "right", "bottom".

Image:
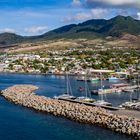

{"left": 0, "top": 73, "right": 140, "bottom": 140}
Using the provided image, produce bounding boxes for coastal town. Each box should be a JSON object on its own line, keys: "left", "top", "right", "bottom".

{"left": 0, "top": 43, "right": 139, "bottom": 75}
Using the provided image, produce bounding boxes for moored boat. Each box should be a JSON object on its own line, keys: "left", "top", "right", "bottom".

{"left": 54, "top": 94, "right": 76, "bottom": 100}
{"left": 94, "top": 73, "right": 112, "bottom": 106}
{"left": 91, "top": 90, "right": 99, "bottom": 95}
{"left": 122, "top": 89, "right": 134, "bottom": 93}
{"left": 77, "top": 71, "right": 96, "bottom": 103}
{"left": 54, "top": 71, "right": 76, "bottom": 100}
{"left": 108, "top": 76, "right": 119, "bottom": 81}
{"left": 90, "top": 77, "right": 99, "bottom": 83}
{"left": 76, "top": 76, "right": 85, "bottom": 81}
{"left": 75, "top": 96, "right": 95, "bottom": 103}
{"left": 91, "top": 89, "right": 103, "bottom": 95}
{"left": 94, "top": 100, "right": 112, "bottom": 106}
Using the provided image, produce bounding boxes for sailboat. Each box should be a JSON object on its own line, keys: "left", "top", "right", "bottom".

{"left": 134, "top": 74, "right": 140, "bottom": 101}
{"left": 119, "top": 89, "right": 135, "bottom": 108}
{"left": 76, "top": 72, "right": 95, "bottom": 103}
{"left": 94, "top": 73, "right": 112, "bottom": 106}
{"left": 120, "top": 74, "right": 140, "bottom": 108}
{"left": 54, "top": 71, "right": 76, "bottom": 100}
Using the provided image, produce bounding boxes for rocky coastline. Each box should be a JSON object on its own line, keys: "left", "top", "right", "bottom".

{"left": 1, "top": 85, "right": 140, "bottom": 140}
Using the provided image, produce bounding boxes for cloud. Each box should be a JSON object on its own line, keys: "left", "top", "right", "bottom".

{"left": 71, "top": 0, "right": 81, "bottom": 7}
{"left": 63, "top": 12, "right": 92, "bottom": 22}
{"left": 91, "top": 8, "right": 107, "bottom": 18}
{"left": 63, "top": 8, "right": 107, "bottom": 22}
{"left": 137, "top": 12, "right": 140, "bottom": 19}
{"left": 116, "top": 10, "right": 129, "bottom": 16}
{"left": 85, "top": 0, "right": 140, "bottom": 8}
{"left": 24, "top": 26, "right": 48, "bottom": 34}
{"left": 0, "top": 28, "right": 16, "bottom": 33}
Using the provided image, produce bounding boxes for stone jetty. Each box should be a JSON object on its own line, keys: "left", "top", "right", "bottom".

{"left": 1, "top": 85, "right": 140, "bottom": 140}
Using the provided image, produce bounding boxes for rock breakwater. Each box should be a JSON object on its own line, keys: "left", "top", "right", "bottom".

{"left": 1, "top": 85, "right": 140, "bottom": 139}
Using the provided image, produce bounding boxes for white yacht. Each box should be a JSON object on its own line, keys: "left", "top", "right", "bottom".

{"left": 94, "top": 73, "right": 112, "bottom": 106}
{"left": 54, "top": 94, "right": 76, "bottom": 99}
{"left": 54, "top": 71, "right": 76, "bottom": 100}
{"left": 76, "top": 72, "right": 96, "bottom": 103}
{"left": 76, "top": 96, "right": 95, "bottom": 103}
{"left": 94, "top": 100, "right": 112, "bottom": 106}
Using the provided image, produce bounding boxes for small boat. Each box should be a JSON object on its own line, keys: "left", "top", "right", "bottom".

{"left": 76, "top": 96, "right": 95, "bottom": 103}
{"left": 90, "top": 77, "right": 99, "bottom": 83}
{"left": 120, "top": 87, "right": 137, "bottom": 109}
{"left": 77, "top": 72, "right": 96, "bottom": 103}
{"left": 93, "top": 73, "right": 112, "bottom": 106}
{"left": 120, "top": 101, "right": 135, "bottom": 108}
{"left": 54, "top": 71, "right": 76, "bottom": 100}
{"left": 91, "top": 89, "right": 103, "bottom": 95}
{"left": 78, "top": 86, "right": 85, "bottom": 92}
{"left": 91, "top": 90, "right": 99, "bottom": 95}
{"left": 115, "top": 89, "right": 122, "bottom": 93}
{"left": 122, "top": 89, "right": 134, "bottom": 93}
{"left": 120, "top": 101, "right": 140, "bottom": 111}
{"left": 76, "top": 76, "right": 85, "bottom": 81}
{"left": 108, "top": 76, "right": 118, "bottom": 81}
{"left": 94, "top": 100, "right": 112, "bottom": 106}
{"left": 54, "top": 94, "right": 76, "bottom": 100}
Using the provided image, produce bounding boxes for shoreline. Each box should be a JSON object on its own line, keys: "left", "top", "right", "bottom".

{"left": 1, "top": 85, "right": 140, "bottom": 140}
{"left": 0, "top": 72, "right": 128, "bottom": 82}
{"left": 0, "top": 71, "right": 90, "bottom": 77}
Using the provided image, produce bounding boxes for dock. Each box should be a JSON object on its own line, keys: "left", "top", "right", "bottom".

{"left": 92, "top": 85, "right": 139, "bottom": 95}
{"left": 57, "top": 97, "right": 119, "bottom": 111}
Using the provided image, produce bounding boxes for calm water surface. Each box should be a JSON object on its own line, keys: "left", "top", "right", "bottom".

{"left": 0, "top": 73, "right": 135, "bottom": 140}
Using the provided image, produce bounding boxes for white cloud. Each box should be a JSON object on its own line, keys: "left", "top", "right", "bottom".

{"left": 86, "top": 0, "right": 140, "bottom": 8}
{"left": 63, "top": 12, "right": 91, "bottom": 22}
{"left": 74, "top": 12, "right": 92, "bottom": 20}
{"left": 91, "top": 8, "right": 107, "bottom": 18}
{"left": 0, "top": 28, "right": 16, "bottom": 33}
{"left": 24, "top": 26, "right": 48, "bottom": 34}
{"left": 63, "top": 8, "right": 107, "bottom": 22}
{"left": 71, "top": 0, "right": 81, "bottom": 7}
{"left": 137, "top": 12, "right": 140, "bottom": 19}
{"left": 95, "top": 0, "right": 140, "bottom": 5}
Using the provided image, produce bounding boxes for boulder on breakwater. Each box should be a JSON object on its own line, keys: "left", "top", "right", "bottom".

{"left": 1, "top": 85, "right": 140, "bottom": 140}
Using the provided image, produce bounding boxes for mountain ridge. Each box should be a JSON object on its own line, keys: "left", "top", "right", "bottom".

{"left": 0, "top": 15, "right": 140, "bottom": 45}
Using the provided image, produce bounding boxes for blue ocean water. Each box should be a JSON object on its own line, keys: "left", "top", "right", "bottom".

{"left": 0, "top": 73, "right": 135, "bottom": 140}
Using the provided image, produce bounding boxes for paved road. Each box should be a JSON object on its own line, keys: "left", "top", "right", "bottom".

{"left": 110, "top": 109, "right": 140, "bottom": 120}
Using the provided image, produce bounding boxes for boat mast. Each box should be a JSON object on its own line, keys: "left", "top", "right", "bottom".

{"left": 66, "top": 68, "right": 73, "bottom": 96}
{"left": 85, "top": 71, "right": 88, "bottom": 98}
{"left": 68, "top": 75, "right": 73, "bottom": 96}
{"left": 137, "top": 74, "right": 140, "bottom": 100}
{"left": 130, "top": 75, "right": 133, "bottom": 102}
{"left": 100, "top": 73, "right": 104, "bottom": 101}
{"left": 66, "top": 70, "right": 69, "bottom": 95}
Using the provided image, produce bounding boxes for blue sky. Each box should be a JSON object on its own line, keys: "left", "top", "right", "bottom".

{"left": 0, "top": 0, "right": 139, "bottom": 36}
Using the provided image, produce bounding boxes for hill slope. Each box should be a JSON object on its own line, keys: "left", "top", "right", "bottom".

{"left": 0, "top": 15, "right": 140, "bottom": 45}
{"left": 42, "top": 15, "right": 140, "bottom": 39}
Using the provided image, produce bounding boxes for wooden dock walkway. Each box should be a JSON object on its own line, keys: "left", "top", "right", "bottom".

{"left": 57, "top": 98, "right": 119, "bottom": 111}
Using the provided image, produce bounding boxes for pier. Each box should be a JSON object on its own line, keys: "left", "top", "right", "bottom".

{"left": 92, "top": 85, "right": 139, "bottom": 95}
{"left": 57, "top": 97, "right": 119, "bottom": 110}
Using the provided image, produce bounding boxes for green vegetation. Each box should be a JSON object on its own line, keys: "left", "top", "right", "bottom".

{"left": 1, "top": 15, "right": 140, "bottom": 45}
